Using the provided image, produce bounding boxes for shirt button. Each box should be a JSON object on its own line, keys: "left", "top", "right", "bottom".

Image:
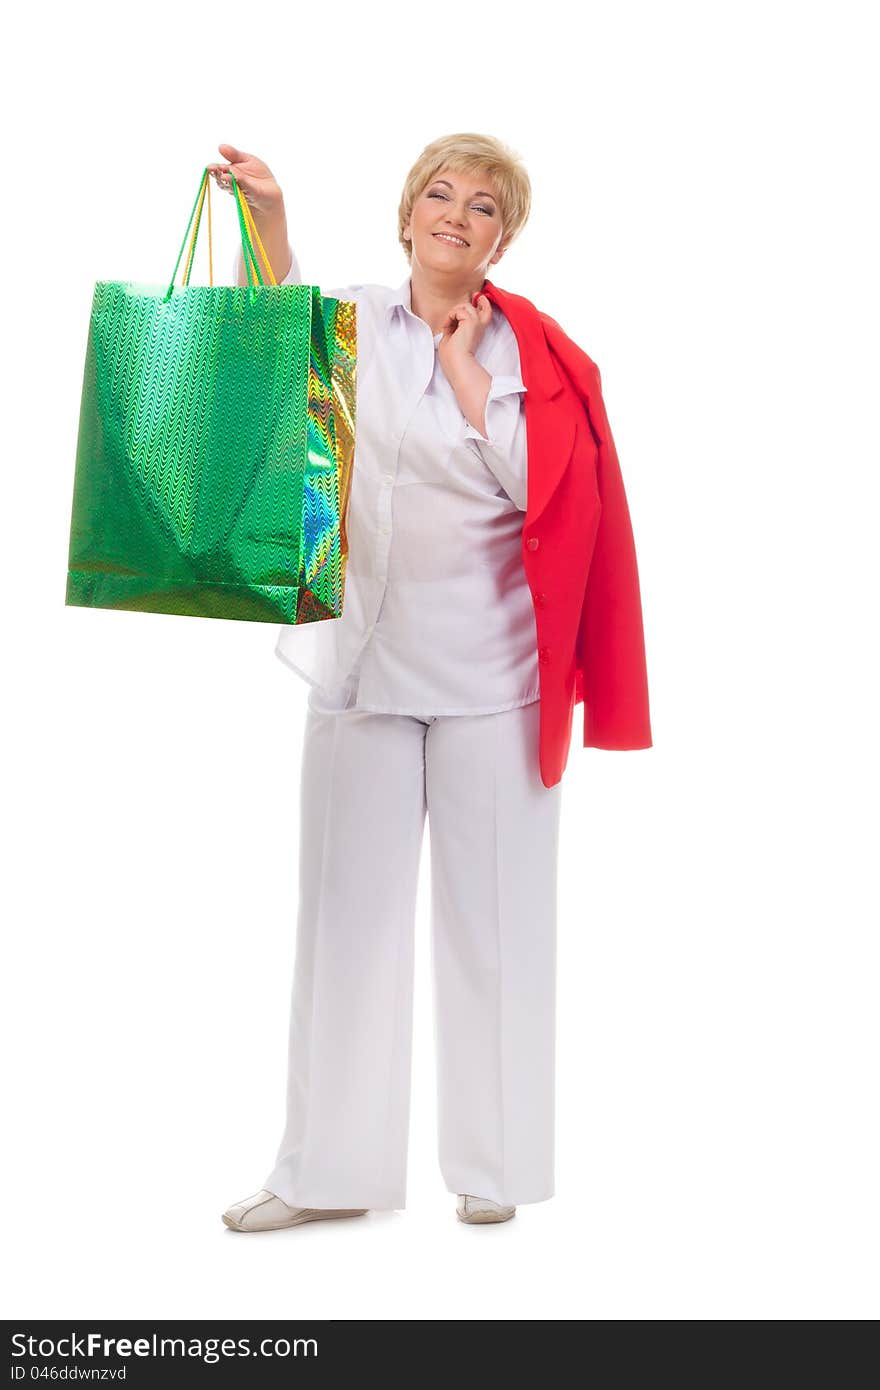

{"left": 539, "top": 646, "right": 551, "bottom": 664}
{"left": 380, "top": 526, "right": 390, "bottom": 536}
{"left": 526, "top": 536, "right": 540, "bottom": 551}
{"left": 382, "top": 472, "right": 393, "bottom": 485}
{"left": 534, "top": 591, "right": 547, "bottom": 607}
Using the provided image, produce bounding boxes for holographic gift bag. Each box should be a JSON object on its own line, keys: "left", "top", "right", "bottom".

{"left": 66, "top": 168, "right": 356, "bottom": 625}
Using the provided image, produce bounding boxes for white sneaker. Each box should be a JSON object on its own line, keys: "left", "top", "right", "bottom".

{"left": 456, "top": 1194, "right": 516, "bottom": 1224}
{"left": 222, "top": 1189, "right": 369, "bottom": 1232}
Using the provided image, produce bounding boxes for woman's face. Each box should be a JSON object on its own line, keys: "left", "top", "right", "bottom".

{"left": 405, "top": 168, "right": 505, "bottom": 278}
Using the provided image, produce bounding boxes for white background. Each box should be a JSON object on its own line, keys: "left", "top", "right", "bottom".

{"left": 2, "top": 0, "right": 877, "bottom": 1321}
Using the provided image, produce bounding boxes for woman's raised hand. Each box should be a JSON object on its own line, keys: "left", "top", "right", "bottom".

{"left": 208, "top": 145, "right": 284, "bottom": 216}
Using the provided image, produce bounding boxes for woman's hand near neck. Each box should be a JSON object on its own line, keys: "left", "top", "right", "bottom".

{"left": 410, "top": 268, "right": 488, "bottom": 337}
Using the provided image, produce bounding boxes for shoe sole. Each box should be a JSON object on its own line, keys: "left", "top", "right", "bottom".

{"left": 222, "top": 1208, "right": 369, "bottom": 1232}
{"left": 456, "top": 1208, "right": 516, "bottom": 1224}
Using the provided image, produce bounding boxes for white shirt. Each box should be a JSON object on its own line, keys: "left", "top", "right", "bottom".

{"left": 235, "top": 244, "right": 539, "bottom": 715}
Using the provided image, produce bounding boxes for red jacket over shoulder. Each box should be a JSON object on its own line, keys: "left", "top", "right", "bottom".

{"left": 478, "top": 280, "right": 653, "bottom": 788}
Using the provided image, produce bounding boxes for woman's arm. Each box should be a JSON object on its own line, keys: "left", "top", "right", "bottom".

{"left": 442, "top": 355, "right": 492, "bottom": 439}
{"left": 209, "top": 146, "right": 293, "bottom": 285}
{"left": 457, "top": 316, "right": 529, "bottom": 511}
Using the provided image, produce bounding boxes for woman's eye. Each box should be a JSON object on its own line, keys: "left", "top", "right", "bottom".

{"left": 427, "top": 191, "right": 492, "bottom": 215}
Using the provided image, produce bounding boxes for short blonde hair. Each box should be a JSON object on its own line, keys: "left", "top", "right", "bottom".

{"left": 397, "top": 132, "right": 531, "bottom": 265}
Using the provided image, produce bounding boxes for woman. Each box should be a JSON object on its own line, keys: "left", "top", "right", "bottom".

{"left": 210, "top": 132, "right": 651, "bottom": 1231}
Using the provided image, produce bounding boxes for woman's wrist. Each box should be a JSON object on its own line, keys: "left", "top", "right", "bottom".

{"left": 250, "top": 191, "right": 287, "bottom": 227}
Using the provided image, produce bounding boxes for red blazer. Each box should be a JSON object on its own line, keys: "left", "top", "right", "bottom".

{"left": 477, "top": 280, "right": 653, "bottom": 788}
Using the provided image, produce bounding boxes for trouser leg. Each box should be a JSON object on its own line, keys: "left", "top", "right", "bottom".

{"left": 264, "top": 689, "right": 427, "bottom": 1210}
{"left": 425, "top": 698, "right": 562, "bottom": 1206}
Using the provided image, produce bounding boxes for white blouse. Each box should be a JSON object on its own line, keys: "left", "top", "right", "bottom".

{"left": 235, "top": 243, "right": 539, "bottom": 715}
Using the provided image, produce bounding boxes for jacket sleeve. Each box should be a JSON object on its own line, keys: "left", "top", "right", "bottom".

{"left": 576, "top": 363, "right": 653, "bottom": 749}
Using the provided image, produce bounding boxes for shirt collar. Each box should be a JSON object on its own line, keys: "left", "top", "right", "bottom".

{"left": 385, "top": 277, "right": 413, "bottom": 322}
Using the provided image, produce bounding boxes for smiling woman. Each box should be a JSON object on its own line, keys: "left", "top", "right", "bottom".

{"left": 396, "top": 132, "right": 532, "bottom": 265}
{"left": 209, "top": 130, "right": 651, "bottom": 1236}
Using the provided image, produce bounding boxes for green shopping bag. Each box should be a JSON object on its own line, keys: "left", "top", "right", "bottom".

{"left": 66, "top": 167, "right": 356, "bottom": 625}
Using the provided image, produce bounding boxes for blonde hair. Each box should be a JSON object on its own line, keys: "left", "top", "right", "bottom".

{"left": 397, "top": 132, "right": 531, "bottom": 265}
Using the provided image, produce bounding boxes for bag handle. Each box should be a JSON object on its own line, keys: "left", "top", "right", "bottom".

{"left": 232, "top": 180, "right": 279, "bottom": 287}
{"left": 164, "top": 167, "right": 278, "bottom": 301}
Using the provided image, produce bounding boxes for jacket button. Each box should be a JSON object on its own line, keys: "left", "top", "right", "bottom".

{"left": 526, "top": 536, "right": 540, "bottom": 551}
{"left": 534, "top": 591, "right": 547, "bottom": 607}
{"left": 539, "top": 646, "right": 551, "bottom": 664}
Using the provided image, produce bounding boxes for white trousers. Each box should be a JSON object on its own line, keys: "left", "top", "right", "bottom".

{"left": 263, "top": 682, "right": 562, "bottom": 1210}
